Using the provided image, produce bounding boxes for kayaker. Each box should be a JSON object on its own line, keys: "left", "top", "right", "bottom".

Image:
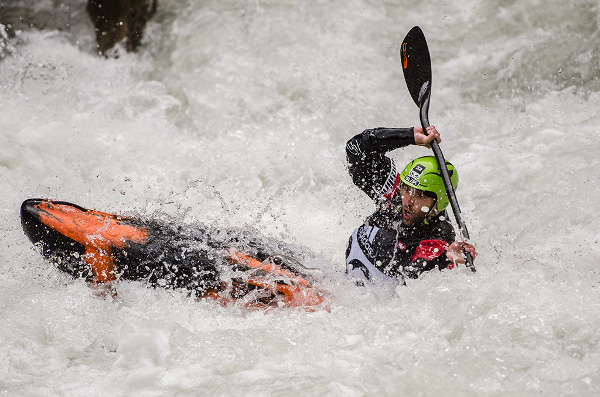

{"left": 345, "top": 126, "right": 477, "bottom": 285}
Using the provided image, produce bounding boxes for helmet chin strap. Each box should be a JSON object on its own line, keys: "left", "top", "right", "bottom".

{"left": 422, "top": 200, "right": 439, "bottom": 223}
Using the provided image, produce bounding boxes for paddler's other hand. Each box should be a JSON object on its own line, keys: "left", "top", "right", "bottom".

{"left": 446, "top": 240, "right": 477, "bottom": 264}
{"left": 414, "top": 125, "right": 441, "bottom": 148}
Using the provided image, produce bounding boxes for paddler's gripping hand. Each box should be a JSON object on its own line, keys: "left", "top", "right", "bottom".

{"left": 446, "top": 240, "right": 477, "bottom": 265}
{"left": 414, "top": 125, "right": 441, "bottom": 148}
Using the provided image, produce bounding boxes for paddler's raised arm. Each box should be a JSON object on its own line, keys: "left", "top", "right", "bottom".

{"left": 345, "top": 127, "right": 440, "bottom": 201}
{"left": 346, "top": 127, "right": 414, "bottom": 159}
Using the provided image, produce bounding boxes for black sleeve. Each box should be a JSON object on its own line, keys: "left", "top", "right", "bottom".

{"left": 345, "top": 128, "right": 415, "bottom": 201}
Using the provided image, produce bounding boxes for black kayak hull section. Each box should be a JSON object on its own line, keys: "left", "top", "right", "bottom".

{"left": 20, "top": 198, "right": 326, "bottom": 309}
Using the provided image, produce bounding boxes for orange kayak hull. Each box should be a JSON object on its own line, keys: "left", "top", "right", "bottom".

{"left": 21, "top": 199, "right": 326, "bottom": 310}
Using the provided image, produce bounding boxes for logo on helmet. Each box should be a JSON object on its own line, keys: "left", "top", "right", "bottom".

{"left": 404, "top": 164, "right": 425, "bottom": 186}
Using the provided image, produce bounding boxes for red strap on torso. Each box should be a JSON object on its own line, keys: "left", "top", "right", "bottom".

{"left": 411, "top": 239, "right": 449, "bottom": 262}
{"left": 383, "top": 173, "right": 402, "bottom": 201}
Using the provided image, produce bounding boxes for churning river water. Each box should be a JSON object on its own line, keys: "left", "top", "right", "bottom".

{"left": 2, "top": 0, "right": 600, "bottom": 395}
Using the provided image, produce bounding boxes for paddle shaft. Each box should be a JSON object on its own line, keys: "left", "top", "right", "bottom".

{"left": 419, "top": 97, "right": 475, "bottom": 271}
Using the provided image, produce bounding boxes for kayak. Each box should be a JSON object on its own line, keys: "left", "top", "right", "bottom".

{"left": 20, "top": 198, "right": 326, "bottom": 310}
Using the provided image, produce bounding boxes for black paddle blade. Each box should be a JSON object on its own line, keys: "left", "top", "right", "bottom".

{"left": 401, "top": 26, "right": 432, "bottom": 109}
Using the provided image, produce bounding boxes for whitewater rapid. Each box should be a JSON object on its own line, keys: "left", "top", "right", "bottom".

{"left": 2, "top": 0, "right": 600, "bottom": 395}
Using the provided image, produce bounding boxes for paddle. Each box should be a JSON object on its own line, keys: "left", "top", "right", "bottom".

{"left": 401, "top": 26, "right": 476, "bottom": 272}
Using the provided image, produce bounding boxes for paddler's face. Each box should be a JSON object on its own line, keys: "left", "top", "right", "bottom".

{"left": 398, "top": 184, "right": 436, "bottom": 226}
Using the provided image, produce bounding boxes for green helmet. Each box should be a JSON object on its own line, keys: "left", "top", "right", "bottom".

{"left": 399, "top": 156, "right": 458, "bottom": 213}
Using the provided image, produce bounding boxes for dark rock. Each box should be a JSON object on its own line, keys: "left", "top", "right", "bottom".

{"left": 87, "top": 0, "right": 157, "bottom": 56}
